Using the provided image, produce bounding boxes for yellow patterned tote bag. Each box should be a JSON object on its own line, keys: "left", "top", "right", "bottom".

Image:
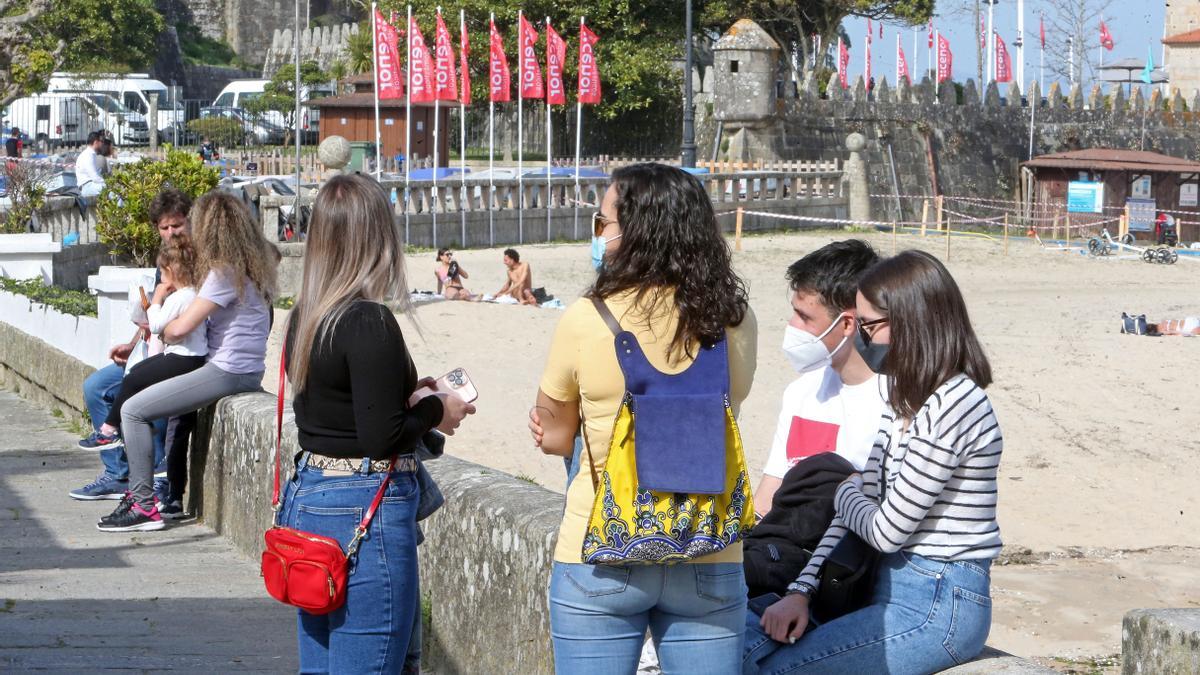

{"left": 581, "top": 298, "right": 755, "bottom": 564}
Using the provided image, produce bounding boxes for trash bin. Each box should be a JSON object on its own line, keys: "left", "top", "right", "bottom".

{"left": 349, "top": 141, "right": 373, "bottom": 173}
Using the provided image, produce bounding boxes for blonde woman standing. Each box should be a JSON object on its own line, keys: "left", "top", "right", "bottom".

{"left": 280, "top": 174, "right": 474, "bottom": 671}
{"left": 101, "top": 191, "right": 278, "bottom": 532}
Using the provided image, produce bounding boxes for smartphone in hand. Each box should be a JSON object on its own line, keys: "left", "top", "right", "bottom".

{"left": 411, "top": 368, "right": 478, "bottom": 405}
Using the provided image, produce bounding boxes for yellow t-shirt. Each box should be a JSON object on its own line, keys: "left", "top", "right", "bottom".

{"left": 539, "top": 289, "right": 758, "bottom": 564}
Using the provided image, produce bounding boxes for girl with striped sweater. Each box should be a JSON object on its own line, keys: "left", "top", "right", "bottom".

{"left": 745, "top": 250, "right": 1003, "bottom": 675}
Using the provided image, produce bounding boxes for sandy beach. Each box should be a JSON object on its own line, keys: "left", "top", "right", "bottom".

{"left": 266, "top": 228, "right": 1200, "bottom": 666}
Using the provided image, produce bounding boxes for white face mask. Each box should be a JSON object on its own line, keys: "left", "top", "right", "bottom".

{"left": 781, "top": 314, "right": 848, "bottom": 373}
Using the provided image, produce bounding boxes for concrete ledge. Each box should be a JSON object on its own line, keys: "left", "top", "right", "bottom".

{"left": 944, "top": 647, "right": 1056, "bottom": 673}
{"left": 0, "top": 319, "right": 91, "bottom": 429}
{"left": 1122, "top": 609, "right": 1200, "bottom": 674}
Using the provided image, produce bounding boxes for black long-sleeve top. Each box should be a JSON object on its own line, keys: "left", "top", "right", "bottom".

{"left": 285, "top": 301, "right": 444, "bottom": 460}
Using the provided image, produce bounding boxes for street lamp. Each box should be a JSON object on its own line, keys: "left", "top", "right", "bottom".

{"left": 681, "top": 0, "right": 697, "bottom": 168}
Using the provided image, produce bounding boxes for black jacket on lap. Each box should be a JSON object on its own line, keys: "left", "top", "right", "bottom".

{"left": 743, "top": 453, "right": 856, "bottom": 598}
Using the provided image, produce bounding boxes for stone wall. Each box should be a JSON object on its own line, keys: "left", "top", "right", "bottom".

{"left": 703, "top": 75, "right": 1200, "bottom": 222}
{"left": 261, "top": 23, "right": 357, "bottom": 78}
{"left": 0, "top": 320, "right": 91, "bottom": 430}
{"left": 1122, "top": 609, "right": 1200, "bottom": 674}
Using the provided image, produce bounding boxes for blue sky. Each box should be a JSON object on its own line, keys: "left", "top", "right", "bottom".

{"left": 841, "top": 0, "right": 1167, "bottom": 90}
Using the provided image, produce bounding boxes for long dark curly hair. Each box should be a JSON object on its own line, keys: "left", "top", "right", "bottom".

{"left": 588, "top": 163, "right": 748, "bottom": 361}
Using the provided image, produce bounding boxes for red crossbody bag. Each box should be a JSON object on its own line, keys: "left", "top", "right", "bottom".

{"left": 260, "top": 351, "right": 394, "bottom": 615}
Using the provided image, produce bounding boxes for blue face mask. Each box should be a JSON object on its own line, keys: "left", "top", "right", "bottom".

{"left": 591, "top": 234, "right": 621, "bottom": 270}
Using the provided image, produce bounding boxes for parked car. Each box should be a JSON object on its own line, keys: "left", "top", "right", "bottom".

{"left": 47, "top": 72, "right": 185, "bottom": 142}
{"left": 199, "top": 106, "right": 287, "bottom": 146}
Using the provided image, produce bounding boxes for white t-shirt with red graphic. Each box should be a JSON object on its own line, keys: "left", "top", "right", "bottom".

{"left": 762, "top": 366, "right": 888, "bottom": 476}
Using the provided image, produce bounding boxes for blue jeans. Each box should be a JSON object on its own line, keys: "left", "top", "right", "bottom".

{"left": 83, "top": 363, "right": 166, "bottom": 479}
{"left": 280, "top": 456, "right": 421, "bottom": 674}
{"left": 743, "top": 552, "right": 993, "bottom": 675}
{"left": 550, "top": 561, "right": 748, "bottom": 674}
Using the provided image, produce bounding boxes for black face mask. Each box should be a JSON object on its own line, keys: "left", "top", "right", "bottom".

{"left": 854, "top": 331, "right": 890, "bottom": 374}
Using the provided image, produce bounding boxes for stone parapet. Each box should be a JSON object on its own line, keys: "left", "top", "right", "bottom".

{"left": 1122, "top": 608, "right": 1200, "bottom": 674}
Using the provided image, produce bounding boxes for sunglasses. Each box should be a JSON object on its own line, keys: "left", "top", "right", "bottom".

{"left": 857, "top": 316, "right": 889, "bottom": 345}
{"left": 592, "top": 212, "right": 615, "bottom": 237}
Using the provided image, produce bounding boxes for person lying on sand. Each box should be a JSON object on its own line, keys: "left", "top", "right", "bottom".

{"left": 493, "top": 248, "right": 538, "bottom": 305}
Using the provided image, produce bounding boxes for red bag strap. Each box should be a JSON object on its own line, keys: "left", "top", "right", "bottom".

{"left": 273, "top": 347, "right": 397, "bottom": 556}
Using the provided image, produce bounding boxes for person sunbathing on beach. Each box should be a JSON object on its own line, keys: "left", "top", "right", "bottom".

{"left": 493, "top": 248, "right": 538, "bottom": 305}
{"left": 434, "top": 248, "right": 478, "bottom": 301}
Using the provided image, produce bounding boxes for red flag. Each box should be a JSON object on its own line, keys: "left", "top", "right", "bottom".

{"left": 374, "top": 9, "right": 404, "bottom": 100}
{"left": 519, "top": 15, "right": 544, "bottom": 99}
{"left": 898, "top": 44, "right": 911, "bottom": 85}
{"left": 1039, "top": 16, "right": 1046, "bottom": 48}
{"left": 879, "top": 21, "right": 883, "bottom": 39}
{"left": 838, "top": 39, "right": 850, "bottom": 89}
{"left": 937, "top": 33, "right": 953, "bottom": 83}
{"left": 459, "top": 16, "right": 471, "bottom": 105}
{"left": 408, "top": 16, "right": 436, "bottom": 103}
{"left": 489, "top": 19, "right": 511, "bottom": 103}
{"left": 433, "top": 13, "right": 458, "bottom": 101}
{"left": 980, "top": 17, "right": 986, "bottom": 49}
{"left": 867, "top": 19, "right": 873, "bottom": 45}
{"left": 1099, "top": 21, "right": 1114, "bottom": 51}
{"left": 928, "top": 19, "right": 934, "bottom": 48}
{"left": 578, "top": 22, "right": 601, "bottom": 104}
{"left": 995, "top": 33, "right": 1012, "bottom": 83}
{"left": 546, "top": 22, "right": 567, "bottom": 105}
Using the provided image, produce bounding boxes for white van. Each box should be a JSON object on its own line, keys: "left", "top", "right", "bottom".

{"left": 48, "top": 73, "right": 184, "bottom": 141}
{"left": 213, "top": 79, "right": 324, "bottom": 143}
{"left": 3, "top": 93, "right": 147, "bottom": 148}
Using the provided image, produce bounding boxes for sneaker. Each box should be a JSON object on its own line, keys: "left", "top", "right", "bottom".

{"left": 78, "top": 431, "right": 123, "bottom": 451}
{"left": 153, "top": 476, "right": 171, "bottom": 505}
{"left": 97, "top": 502, "right": 164, "bottom": 532}
{"left": 69, "top": 473, "right": 129, "bottom": 501}
{"left": 159, "top": 500, "right": 186, "bottom": 520}
{"left": 100, "top": 492, "right": 135, "bottom": 524}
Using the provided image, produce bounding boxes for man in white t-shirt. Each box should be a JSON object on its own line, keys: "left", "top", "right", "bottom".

{"left": 754, "top": 239, "right": 886, "bottom": 517}
{"left": 75, "top": 131, "right": 106, "bottom": 195}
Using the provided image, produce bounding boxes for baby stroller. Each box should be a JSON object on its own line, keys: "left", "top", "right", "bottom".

{"left": 1155, "top": 214, "right": 1179, "bottom": 246}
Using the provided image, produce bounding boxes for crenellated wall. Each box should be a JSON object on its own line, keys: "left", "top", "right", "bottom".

{"left": 705, "top": 70, "right": 1200, "bottom": 222}
{"left": 261, "top": 22, "right": 357, "bottom": 77}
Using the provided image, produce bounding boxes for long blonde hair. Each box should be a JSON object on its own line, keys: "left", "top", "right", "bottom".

{"left": 286, "top": 174, "right": 411, "bottom": 391}
{"left": 191, "top": 191, "right": 278, "bottom": 300}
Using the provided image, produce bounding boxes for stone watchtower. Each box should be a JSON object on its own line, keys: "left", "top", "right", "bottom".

{"left": 712, "top": 19, "right": 782, "bottom": 162}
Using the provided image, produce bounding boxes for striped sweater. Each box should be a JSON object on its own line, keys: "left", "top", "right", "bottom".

{"left": 789, "top": 374, "right": 1003, "bottom": 596}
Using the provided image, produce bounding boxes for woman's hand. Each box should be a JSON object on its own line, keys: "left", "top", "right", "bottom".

{"left": 528, "top": 407, "right": 545, "bottom": 447}
{"left": 761, "top": 593, "right": 811, "bottom": 644}
{"left": 434, "top": 393, "right": 476, "bottom": 436}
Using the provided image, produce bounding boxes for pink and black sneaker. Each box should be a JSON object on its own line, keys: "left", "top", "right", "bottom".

{"left": 97, "top": 501, "right": 164, "bottom": 532}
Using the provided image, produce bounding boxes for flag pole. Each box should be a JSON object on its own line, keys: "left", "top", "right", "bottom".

{"left": 489, "top": 13, "right": 495, "bottom": 247}
{"left": 404, "top": 4, "right": 412, "bottom": 244}
{"left": 372, "top": 2, "right": 382, "bottom": 177}
{"left": 935, "top": 30, "right": 940, "bottom": 96}
{"left": 460, "top": 8, "right": 467, "bottom": 247}
{"left": 433, "top": 6, "right": 442, "bottom": 247}
{"left": 518, "top": 9, "right": 525, "bottom": 244}
{"left": 574, "top": 17, "right": 584, "bottom": 241}
{"left": 546, "top": 16, "right": 553, "bottom": 243}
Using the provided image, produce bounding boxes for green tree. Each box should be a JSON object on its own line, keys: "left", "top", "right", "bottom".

{"left": 244, "top": 60, "right": 329, "bottom": 146}
{"left": 1, "top": 0, "right": 164, "bottom": 108}
{"left": 96, "top": 146, "right": 219, "bottom": 267}
{"left": 702, "top": 0, "right": 935, "bottom": 81}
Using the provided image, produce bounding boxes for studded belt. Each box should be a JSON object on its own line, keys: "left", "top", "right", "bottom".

{"left": 301, "top": 452, "right": 417, "bottom": 474}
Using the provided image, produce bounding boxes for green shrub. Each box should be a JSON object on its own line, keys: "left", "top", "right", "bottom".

{"left": 187, "top": 117, "right": 244, "bottom": 148}
{"left": 95, "top": 145, "right": 219, "bottom": 266}
{"left": 1, "top": 161, "right": 53, "bottom": 234}
{"left": 0, "top": 277, "right": 97, "bottom": 316}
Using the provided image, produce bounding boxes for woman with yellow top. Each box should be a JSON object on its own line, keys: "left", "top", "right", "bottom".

{"left": 531, "top": 163, "right": 758, "bottom": 674}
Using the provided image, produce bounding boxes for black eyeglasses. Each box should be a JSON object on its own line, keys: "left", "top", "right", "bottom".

{"left": 857, "top": 316, "right": 889, "bottom": 345}
{"left": 592, "top": 212, "right": 615, "bottom": 237}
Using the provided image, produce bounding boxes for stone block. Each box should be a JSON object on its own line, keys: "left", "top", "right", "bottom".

{"left": 1122, "top": 608, "right": 1200, "bottom": 674}
{"left": 944, "top": 647, "right": 1057, "bottom": 673}
{"left": 0, "top": 319, "right": 91, "bottom": 428}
